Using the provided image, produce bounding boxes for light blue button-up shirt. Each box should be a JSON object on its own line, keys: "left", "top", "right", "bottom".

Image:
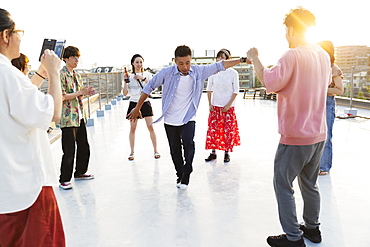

{"left": 142, "top": 61, "right": 225, "bottom": 124}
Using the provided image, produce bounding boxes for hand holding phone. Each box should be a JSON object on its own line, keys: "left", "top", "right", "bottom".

{"left": 39, "top": 39, "right": 66, "bottom": 61}
{"left": 40, "top": 49, "right": 62, "bottom": 75}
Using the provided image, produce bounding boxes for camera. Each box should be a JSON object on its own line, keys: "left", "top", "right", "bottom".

{"left": 38, "top": 39, "right": 66, "bottom": 61}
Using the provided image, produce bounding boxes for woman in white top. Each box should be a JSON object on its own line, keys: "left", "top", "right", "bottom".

{"left": 123, "top": 54, "right": 159, "bottom": 160}
{"left": 205, "top": 49, "right": 241, "bottom": 162}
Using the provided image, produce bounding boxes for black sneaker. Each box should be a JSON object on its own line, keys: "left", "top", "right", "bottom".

{"left": 179, "top": 174, "right": 190, "bottom": 190}
{"left": 267, "top": 234, "right": 305, "bottom": 247}
{"left": 205, "top": 153, "right": 216, "bottom": 162}
{"left": 224, "top": 153, "right": 230, "bottom": 162}
{"left": 299, "top": 225, "right": 322, "bottom": 243}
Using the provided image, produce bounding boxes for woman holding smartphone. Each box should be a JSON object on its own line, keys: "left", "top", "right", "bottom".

{"left": 123, "top": 54, "right": 160, "bottom": 161}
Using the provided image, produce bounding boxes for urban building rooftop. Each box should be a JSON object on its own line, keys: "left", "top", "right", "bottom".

{"left": 50, "top": 94, "right": 369, "bottom": 247}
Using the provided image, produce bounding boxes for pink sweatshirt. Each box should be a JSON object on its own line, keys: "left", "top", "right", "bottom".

{"left": 264, "top": 45, "right": 331, "bottom": 145}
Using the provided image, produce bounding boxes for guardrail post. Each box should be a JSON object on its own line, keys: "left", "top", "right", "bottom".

{"left": 105, "top": 73, "right": 112, "bottom": 110}
{"left": 86, "top": 75, "right": 95, "bottom": 126}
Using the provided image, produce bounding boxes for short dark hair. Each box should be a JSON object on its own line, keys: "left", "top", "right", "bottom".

{"left": 216, "top": 49, "right": 231, "bottom": 60}
{"left": 318, "top": 41, "right": 335, "bottom": 64}
{"left": 11, "top": 53, "right": 29, "bottom": 72}
{"left": 62, "top": 46, "right": 80, "bottom": 59}
{"left": 0, "top": 8, "right": 15, "bottom": 33}
{"left": 175, "top": 45, "right": 192, "bottom": 58}
{"left": 283, "top": 7, "right": 316, "bottom": 36}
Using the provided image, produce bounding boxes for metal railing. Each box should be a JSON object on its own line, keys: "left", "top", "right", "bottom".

{"left": 39, "top": 72, "right": 123, "bottom": 117}
{"left": 342, "top": 66, "right": 370, "bottom": 101}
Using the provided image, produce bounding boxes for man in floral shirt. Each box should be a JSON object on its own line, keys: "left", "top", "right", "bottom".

{"left": 58, "top": 46, "right": 95, "bottom": 190}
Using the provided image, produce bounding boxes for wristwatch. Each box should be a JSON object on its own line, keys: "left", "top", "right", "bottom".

{"left": 240, "top": 57, "right": 247, "bottom": 63}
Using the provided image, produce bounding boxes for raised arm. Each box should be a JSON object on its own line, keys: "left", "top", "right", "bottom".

{"left": 247, "top": 48, "right": 265, "bottom": 86}
{"left": 222, "top": 58, "right": 241, "bottom": 69}
{"left": 41, "top": 49, "right": 62, "bottom": 122}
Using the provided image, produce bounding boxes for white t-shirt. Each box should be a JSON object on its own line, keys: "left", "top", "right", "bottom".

{"left": 0, "top": 54, "right": 56, "bottom": 213}
{"left": 206, "top": 68, "right": 239, "bottom": 107}
{"left": 125, "top": 71, "right": 153, "bottom": 102}
{"left": 164, "top": 75, "right": 195, "bottom": 126}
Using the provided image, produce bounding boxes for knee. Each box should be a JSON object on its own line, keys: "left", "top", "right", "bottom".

{"left": 147, "top": 125, "right": 154, "bottom": 132}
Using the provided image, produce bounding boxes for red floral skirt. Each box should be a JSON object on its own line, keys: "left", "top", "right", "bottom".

{"left": 205, "top": 106, "right": 240, "bottom": 152}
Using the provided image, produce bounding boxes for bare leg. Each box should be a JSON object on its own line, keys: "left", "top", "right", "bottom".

{"left": 145, "top": 117, "right": 158, "bottom": 153}
{"left": 129, "top": 121, "right": 138, "bottom": 154}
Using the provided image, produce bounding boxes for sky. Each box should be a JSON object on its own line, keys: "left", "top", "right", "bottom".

{"left": 2, "top": 0, "right": 369, "bottom": 70}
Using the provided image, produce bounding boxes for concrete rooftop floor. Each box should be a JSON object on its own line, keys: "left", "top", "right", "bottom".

{"left": 50, "top": 93, "right": 370, "bottom": 247}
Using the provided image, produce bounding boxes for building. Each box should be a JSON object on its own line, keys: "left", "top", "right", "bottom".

{"left": 335, "top": 45, "right": 370, "bottom": 74}
{"left": 335, "top": 45, "right": 370, "bottom": 99}
{"left": 170, "top": 50, "right": 255, "bottom": 89}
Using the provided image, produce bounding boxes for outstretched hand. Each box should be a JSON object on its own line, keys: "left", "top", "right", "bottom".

{"left": 126, "top": 107, "right": 142, "bottom": 122}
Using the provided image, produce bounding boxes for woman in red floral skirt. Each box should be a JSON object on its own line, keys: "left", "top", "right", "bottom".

{"left": 205, "top": 49, "right": 240, "bottom": 162}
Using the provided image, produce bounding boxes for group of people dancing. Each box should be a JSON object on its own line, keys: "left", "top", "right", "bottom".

{"left": 0, "top": 6, "right": 344, "bottom": 247}
{"left": 123, "top": 49, "right": 241, "bottom": 164}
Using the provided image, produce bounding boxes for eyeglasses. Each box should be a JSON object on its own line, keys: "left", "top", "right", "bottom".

{"left": 12, "top": 29, "right": 24, "bottom": 37}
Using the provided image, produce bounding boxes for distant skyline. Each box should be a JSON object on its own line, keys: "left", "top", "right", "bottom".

{"left": 3, "top": 0, "right": 369, "bottom": 70}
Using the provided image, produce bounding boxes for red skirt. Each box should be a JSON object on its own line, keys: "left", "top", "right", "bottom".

{"left": 205, "top": 106, "right": 240, "bottom": 152}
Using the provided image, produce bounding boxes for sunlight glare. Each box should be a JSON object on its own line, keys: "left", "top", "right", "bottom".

{"left": 306, "top": 27, "right": 321, "bottom": 44}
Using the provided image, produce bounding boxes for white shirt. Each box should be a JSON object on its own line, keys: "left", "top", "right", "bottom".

{"left": 0, "top": 54, "right": 56, "bottom": 213}
{"left": 126, "top": 71, "right": 153, "bottom": 102}
{"left": 164, "top": 75, "right": 195, "bottom": 126}
{"left": 206, "top": 68, "right": 239, "bottom": 107}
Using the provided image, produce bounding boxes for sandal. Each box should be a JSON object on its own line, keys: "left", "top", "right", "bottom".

{"left": 128, "top": 153, "right": 134, "bottom": 161}
{"left": 319, "top": 170, "right": 329, "bottom": 175}
{"left": 154, "top": 152, "right": 160, "bottom": 159}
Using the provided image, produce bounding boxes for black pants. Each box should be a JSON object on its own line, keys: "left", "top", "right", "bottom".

{"left": 59, "top": 119, "right": 90, "bottom": 183}
{"left": 164, "top": 121, "right": 195, "bottom": 179}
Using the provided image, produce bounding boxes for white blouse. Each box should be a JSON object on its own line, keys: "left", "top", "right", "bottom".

{"left": 206, "top": 68, "right": 239, "bottom": 107}
{"left": 126, "top": 71, "right": 153, "bottom": 102}
{"left": 0, "top": 54, "right": 56, "bottom": 213}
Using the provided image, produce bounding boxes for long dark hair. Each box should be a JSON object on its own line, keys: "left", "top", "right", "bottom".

{"left": 0, "top": 8, "right": 15, "bottom": 33}
{"left": 130, "top": 54, "right": 144, "bottom": 74}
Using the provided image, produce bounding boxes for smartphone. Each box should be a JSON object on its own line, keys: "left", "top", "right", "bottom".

{"left": 38, "top": 39, "right": 66, "bottom": 61}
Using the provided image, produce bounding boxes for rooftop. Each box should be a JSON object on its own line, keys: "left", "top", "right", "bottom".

{"left": 50, "top": 94, "right": 370, "bottom": 247}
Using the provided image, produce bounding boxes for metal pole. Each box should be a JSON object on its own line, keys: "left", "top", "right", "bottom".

{"left": 106, "top": 73, "right": 109, "bottom": 102}
{"left": 350, "top": 66, "right": 354, "bottom": 109}
{"left": 86, "top": 75, "right": 91, "bottom": 118}
{"left": 98, "top": 73, "right": 102, "bottom": 109}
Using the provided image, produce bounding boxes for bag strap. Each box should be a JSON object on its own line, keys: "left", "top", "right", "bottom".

{"left": 133, "top": 72, "right": 144, "bottom": 89}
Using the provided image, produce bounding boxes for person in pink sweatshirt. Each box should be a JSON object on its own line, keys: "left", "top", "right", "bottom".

{"left": 247, "top": 7, "right": 331, "bottom": 247}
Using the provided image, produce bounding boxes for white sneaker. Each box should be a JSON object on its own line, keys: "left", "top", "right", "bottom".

{"left": 179, "top": 184, "right": 188, "bottom": 190}
{"left": 59, "top": 182, "right": 73, "bottom": 190}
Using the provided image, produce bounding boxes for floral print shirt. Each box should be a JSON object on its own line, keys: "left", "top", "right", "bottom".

{"left": 57, "top": 66, "right": 85, "bottom": 128}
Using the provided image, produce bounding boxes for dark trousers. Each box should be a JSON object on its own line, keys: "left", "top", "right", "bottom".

{"left": 164, "top": 121, "right": 195, "bottom": 179}
{"left": 59, "top": 119, "right": 90, "bottom": 183}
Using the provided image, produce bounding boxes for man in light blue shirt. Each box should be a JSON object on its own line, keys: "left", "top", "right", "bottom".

{"left": 128, "top": 45, "right": 247, "bottom": 189}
